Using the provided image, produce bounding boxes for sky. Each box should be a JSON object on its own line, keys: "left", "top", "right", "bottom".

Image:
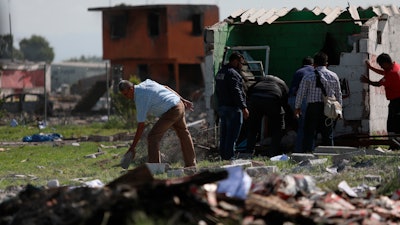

{"left": 1, "top": 0, "right": 399, "bottom": 63}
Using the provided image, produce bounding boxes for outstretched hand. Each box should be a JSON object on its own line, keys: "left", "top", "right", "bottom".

{"left": 365, "top": 60, "right": 371, "bottom": 68}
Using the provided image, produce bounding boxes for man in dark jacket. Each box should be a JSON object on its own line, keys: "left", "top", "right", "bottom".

{"left": 246, "top": 75, "right": 289, "bottom": 157}
{"left": 288, "top": 56, "right": 314, "bottom": 152}
{"left": 215, "top": 52, "right": 249, "bottom": 160}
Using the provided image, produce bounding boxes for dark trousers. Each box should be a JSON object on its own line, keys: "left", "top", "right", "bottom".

{"left": 388, "top": 98, "right": 400, "bottom": 133}
{"left": 246, "top": 97, "right": 284, "bottom": 156}
{"left": 302, "top": 102, "right": 334, "bottom": 152}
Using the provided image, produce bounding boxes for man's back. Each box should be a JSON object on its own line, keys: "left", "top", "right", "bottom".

{"left": 134, "top": 79, "right": 180, "bottom": 122}
{"left": 289, "top": 65, "right": 314, "bottom": 97}
{"left": 248, "top": 76, "right": 288, "bottom": 101}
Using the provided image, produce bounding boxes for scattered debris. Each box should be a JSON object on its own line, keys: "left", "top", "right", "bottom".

{"left": 2, "top": 162, "right": 400, "bottom": 225}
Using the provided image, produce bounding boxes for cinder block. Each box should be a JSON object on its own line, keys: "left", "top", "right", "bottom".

{"left": 290, "top": 153, "right": 316, "bottom": 162}
{"left": 145, "top": 163, "right": 166, "bottom": 175}
{"left": 359, "top": 39, "right": 369, "bottom": 52}
{"left": 88, "top": 135, "right": 114, "bottom": 142}
{"left": 245, "top": 166, "right": 278, "bottom": 177}
{"left": 314, "top": 146, "right": 360, "bottom": 155}
{"left": 183, "top": 166, "right": 197, "bottom": 176}
{"left": 167, "top": 169, "right": 184, "bottom": 177}
{"left": 364, "top": 174, "right": 382, "bottom": 184}
{"left": 222, "top": 159, "right": 252, "bottom": 169}
{"left": 299, "top": 158, "right": 328, "bottom": 166}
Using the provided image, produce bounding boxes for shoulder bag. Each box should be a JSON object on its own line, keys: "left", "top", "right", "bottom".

{"left": 315, "top": 70, "right": 342, "bottom": 119}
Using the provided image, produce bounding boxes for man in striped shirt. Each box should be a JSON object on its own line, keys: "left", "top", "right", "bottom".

{"left": 294, "top": 52, "right": 342, "bottom": 152}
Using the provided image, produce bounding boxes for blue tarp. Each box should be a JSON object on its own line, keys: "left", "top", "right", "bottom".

{"left": 22, "top": 133, "right": 63, "bottom": 142}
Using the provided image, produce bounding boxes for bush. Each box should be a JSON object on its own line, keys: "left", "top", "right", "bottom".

{"left": 109, "top": 76, "right": 141, "bottom": 129}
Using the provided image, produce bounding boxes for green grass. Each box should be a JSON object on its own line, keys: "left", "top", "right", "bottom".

{"left": 0, "top": 142, "right": 126, "bottom": 188}
{"left": 1, "top": 123, "right": 400, "bottom": 197}
{"left": 0, "top": 122, "right": 130, "bottom": 141}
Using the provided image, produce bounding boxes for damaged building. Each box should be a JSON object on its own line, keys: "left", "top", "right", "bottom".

{"left": 88, "top": 4, "right": 219, "bottom": 98}
{"left": 204, "top": 5, "right": 400, "bottom": 140}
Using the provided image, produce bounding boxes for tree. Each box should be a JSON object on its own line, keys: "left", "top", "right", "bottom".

{"left": 19, "top": 35, "right": 54, "bottom": 63}
{"left": 0, "top": 34, "right": 13, "bottom": 59}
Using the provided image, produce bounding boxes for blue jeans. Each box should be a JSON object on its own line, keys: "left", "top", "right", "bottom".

{"left": 288, "top": 96, "right": 307, "bottom": 153}
{"left": 217, "top": 106, "right": 243, "bottom": 160}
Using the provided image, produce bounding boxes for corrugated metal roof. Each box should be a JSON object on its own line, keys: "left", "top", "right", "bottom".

{"left": 372, "top": 4, "right": 400, "bottom": 16}
{"left": 228, "top": 4, "right": 400, "bottom": 25}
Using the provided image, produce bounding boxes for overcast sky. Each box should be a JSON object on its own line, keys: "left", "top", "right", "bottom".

{"left": 1, "top": 0, "right": 399, "bottom": 62}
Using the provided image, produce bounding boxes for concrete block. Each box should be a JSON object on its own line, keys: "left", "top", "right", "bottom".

{"left": 232, "top": 159, "right": 252, "bottom": 166}
{"left": 313, "top": 146, "right": 360, "bottom": 155}
{"left": 359, "top": 39, "right": 369, "bottom": 52}
{"left": 112, "top": 132, "right": 129, "bottom": 141}
{"left": 145, "top": 163, "right": 166, "bottom": 175}
{"left": 364, "top": 174, "right": 382, "bottom": 184}
{"left": 299, "top": 158, "right": 328, "bottom": 166}
{"left": 222, "top": 159, "right": 252, "bottom": 169}
{"left": 183, "top": 166, "right": 197, "bottom": 176}
{"left": 167, "top": 169, "right": 185, "bottom": 177}
{"left": 88, "top": 135, "right": 114, "bottom": 142}
{"left": 245, "top": 166, "right": 278, "bottom": 177}
{"left": 290, "top": 153, "right": 316, "bottom": 162}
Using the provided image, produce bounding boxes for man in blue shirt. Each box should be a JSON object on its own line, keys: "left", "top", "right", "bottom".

{"left": 119, "top": 79, "right": 196, "bottom": 169}
{"left": 288, "top": 56, "right": 314, "bottom": 152}
{"left": 215, "top": 52, "right": 249, "bottom": 160}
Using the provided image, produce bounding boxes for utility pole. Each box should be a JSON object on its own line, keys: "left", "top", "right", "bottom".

{"left": 8, "top": 0, "right": 13, "bottom": 61}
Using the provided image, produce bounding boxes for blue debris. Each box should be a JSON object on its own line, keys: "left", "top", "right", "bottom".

{"left": 22, "top": 133, "right": 63, "bottom": 142}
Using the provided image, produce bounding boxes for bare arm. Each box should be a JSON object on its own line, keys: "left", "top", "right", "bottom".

{"left": 366, "top": 60, "right": 385, "bottom": 75}
{"left": 360, "top": 75, "right": 381, "bottom": 87}
{"left": 164, "top": 85, "right": 194, "bottom": 111}
{"left": 126, "top": 122, "right": 145, "bottom": 156}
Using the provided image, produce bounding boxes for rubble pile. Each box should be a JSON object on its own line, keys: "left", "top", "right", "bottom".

{"left": 1, "top": 163, "right": 400, "bottom": 225}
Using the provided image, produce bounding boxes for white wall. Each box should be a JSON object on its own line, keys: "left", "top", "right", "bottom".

{"left": 331, "top": 14, "right": 400, "bottom": 136}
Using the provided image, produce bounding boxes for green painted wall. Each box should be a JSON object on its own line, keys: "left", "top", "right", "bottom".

{"left": 211, "top": 10, "right": 364, "bottom": 87}
{"left": 211, "top": 23, "right": 230, "bottom": 75}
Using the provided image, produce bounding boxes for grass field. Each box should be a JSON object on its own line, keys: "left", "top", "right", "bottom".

{"left": 1, "top": 121, "right": 400, "bottom": 196}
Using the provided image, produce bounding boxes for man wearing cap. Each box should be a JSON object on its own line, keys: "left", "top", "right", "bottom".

{"left": 118, "top": 79, "right": 196, "bottom": 169}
